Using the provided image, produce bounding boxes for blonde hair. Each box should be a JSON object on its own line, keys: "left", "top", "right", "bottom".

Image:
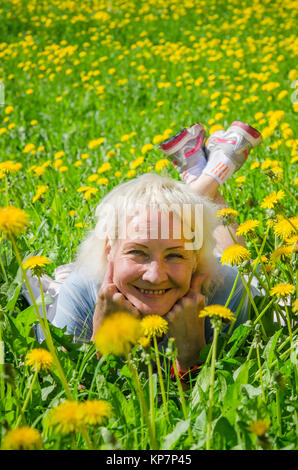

{"left": 75, "top": 173, "right": 220, "bottom": 284}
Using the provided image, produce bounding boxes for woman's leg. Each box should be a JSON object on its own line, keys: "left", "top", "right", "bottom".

{"left": 189, "top": 174, "right": 246, "bottom": 253}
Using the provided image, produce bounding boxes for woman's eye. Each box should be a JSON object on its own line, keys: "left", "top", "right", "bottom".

{"left": 128, "top": 250, "right": 146, "bottom": 256}
{"left": 167, "top": 253, "right": 184, "bottom": 259}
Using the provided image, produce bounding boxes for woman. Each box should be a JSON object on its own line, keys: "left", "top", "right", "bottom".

{"left": 24, "top": 120, "right": 261, "bottom": 373}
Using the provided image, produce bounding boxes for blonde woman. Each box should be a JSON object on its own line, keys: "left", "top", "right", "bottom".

{"left": 24, "top": 120, "right": 261, "bottom": 375}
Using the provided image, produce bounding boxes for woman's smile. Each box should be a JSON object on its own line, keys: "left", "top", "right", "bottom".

{"left": 132, "top": 285, "right": 172, "bottom": 297}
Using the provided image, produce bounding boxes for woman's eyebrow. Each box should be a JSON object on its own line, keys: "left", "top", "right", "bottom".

{"left": 124, "top": 242, "right": 148, "bottom": 248}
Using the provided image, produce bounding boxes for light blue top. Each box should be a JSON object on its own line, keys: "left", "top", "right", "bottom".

{"left": 50, "top": 262, "right": 258, "bottom": 344}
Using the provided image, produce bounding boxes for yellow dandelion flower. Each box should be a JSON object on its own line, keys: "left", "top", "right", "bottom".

{"left": 248, "top": 419, "right": 270, "bottom": 437}
{"left": 115, "top": 171, "right": 122, "bottom": 178}
{"left": 98, "top": 162, "right": 111, "bottom": 174}
{"left": 199, "top": 305, "right": 235, "bottom": 323}
{"left": 270, "top": 246, "right": 293, "bottom": 263}
{"left": 48, "top": 400, "right": 84, "bottom": 435}
{"left": 80, "top": 400, "right": 112, "bottom": 426}
{"left": 97, "top": 177, "right": 108, "bottom": 185}
{"left": 292, "top": 300, "right": 298, "bottom": 313}
{"left": 32, "top": 185, "right": 48, "bottom": 203}
{"left": 130, "top": 156, "right": 144, "bottom": 170}
{"left": 54, "top": 151, "right": 65, "bottom": 159}
{"left": 25, "top": 348, "right": 53, "bottom": 372}
{"left": 236, "top": 219, "right": 259, "bottom": 236}
{"left": 88, "top": 137, "right": 105, "bottom": 149}
{"left": 141, "top": 143, "right": 154, "bottom": 154}
{"left": 95, "top": 312, "right": 143, "bottom": 357}
{"left": 250, "top": 162, "right": 260, "bottom": 170}
{"left": 216, "top": 208, "right": 239, "bottom": 219}
{"left": 138, "top": 336, "right": 151, "bottom": 348}
{"left": 141, "top": 315, "right": 168, "bottom": 338}
{"left": 33, "top": 166, "right": 46, "bottom": 176}
{"left": 221, "top": 244, "right": 250, "bottom": 266}
{"left": 87, "top": 174, "right": 99, "bottom": 183}
{"left": 84, "top": 187, "right": 99, "bottom": 200}
{"left": 153, "top": 134, "right": 165, "bottom": 145}
{"left": 260, "top": 190, "right": 285, "bottom": 209}
{"left": 23, "top": 143, "right": 35, "bottom": 154}
{"left": 235, "top": 176, "right": 246, "bottom": 186}
{"left": 59, "top": 166, "right": 68, "bottom": 173}
{"left": 126, "top": 169, "right": 136, "bottom": 178}
{"left": 5, "top": 105, "right": 14, "bottom": 114}
{"left": 270, "top": 283, "right": 295, "bottom": 298}
{"left": 0, "top": 161, "right": 22, "bottom": 174}
{"left": 1, "top": 426, "right": 43, "bottom": 450}
{"left": 53, "top": 159, "right": 63, "bottom": 169}
{"left": 23, "top": 255, "right": 51, "bottom": 271}
{"left": 155, "top": 159, "right": 170, "bottom": 172}
{"left": 273, "top": 216, "right": 298, "bottom": 240}
{"left": 285, "top": 234, "right": 298, "bottom": 247}
{"left": 0, "top": 206, "right": 30, "bottom": 237}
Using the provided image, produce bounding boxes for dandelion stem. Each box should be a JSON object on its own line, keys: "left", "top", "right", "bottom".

{"left": 148, "top": 359, "right": 156, "bottom": 442}
{"left": 9, "top": 234, "right": 73, "bottom": 401}
{"left": 253, "top": 298, "right": 275, "bottom": 326}
{"left": 0, "top": 254, "right": 8, "bottom": 283}
{"left": 153, "top": 335, "right": 169, "bottom": 421}
{"left": 171, "top": 356, "right": 193, "bottom": 444}
{"left": 284, "top": 304, "right": 293, "bottom": 348}
{"left": 275, "top": 386, "right": 282, "bottom": 437}
{"left": 206, "top": 325, "right": 219, "bottom": 450}
{"left": 15, "top": 369, "right": 38, "bottom": 428}
{"left": 277, "top": 181, "right": 298, "bottom": 204}
{"left": 256, "top": 344, "right": 266, "bottom": 402}
{"left": 0, "top": 325, "right": 5, "bottom": 401}
{"left": 126, "top": 353, "right": 158, "bottom": 450}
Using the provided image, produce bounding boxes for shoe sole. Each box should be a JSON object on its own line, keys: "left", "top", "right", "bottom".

{"left": 229, "top": 121, "right": 262, "bottom": 147}
{"left": 159, "top": 122, "right": 205, "bottom": 155}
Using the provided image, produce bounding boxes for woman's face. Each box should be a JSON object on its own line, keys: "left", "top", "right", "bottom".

{"left": 110, "top": 210, "right": 198, "bottom": 317}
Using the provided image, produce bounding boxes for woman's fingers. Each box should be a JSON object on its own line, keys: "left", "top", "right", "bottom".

{"left": 111, "top": 292, "right": 140, "bottom": 318}
{"left": 189, "top": 271, "right": 207, "bottom": 292}
{"left": 102, "top": 259, "right": 114, "bottom": 285}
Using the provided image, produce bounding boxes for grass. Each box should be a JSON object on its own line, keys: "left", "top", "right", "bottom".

{"left": 0, "top": 0, "right": 297, "bottom": 451}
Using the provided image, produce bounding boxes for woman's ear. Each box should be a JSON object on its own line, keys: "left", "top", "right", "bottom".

{"left": 105, "top": 237, "right": 112, "bottom": 260}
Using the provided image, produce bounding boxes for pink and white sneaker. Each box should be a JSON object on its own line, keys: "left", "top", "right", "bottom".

{"left": 203, "top": 121, "right": 262, "bottom": 185}
{"left": 158, "top": 122, "right": 207, "bottom": 183}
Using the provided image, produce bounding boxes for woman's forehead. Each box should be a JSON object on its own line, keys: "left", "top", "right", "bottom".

{"left": 119, "top": 209, "right": 193, "bottom": 245}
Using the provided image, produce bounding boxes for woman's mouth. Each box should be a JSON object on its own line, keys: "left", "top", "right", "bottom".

{"left": 134, "top": 286, "right": 171, "bottom": 297}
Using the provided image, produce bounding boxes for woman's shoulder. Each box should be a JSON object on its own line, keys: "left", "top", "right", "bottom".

{"left": 205, "top": 258, "right": 243, "bottom": 304}
{"left": 59, "top": 266, "right": 102, "bottom": 302}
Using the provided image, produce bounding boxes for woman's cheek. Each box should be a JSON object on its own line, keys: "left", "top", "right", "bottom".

{"left": 113, "top": 259, "right": 142, "bottom": 290}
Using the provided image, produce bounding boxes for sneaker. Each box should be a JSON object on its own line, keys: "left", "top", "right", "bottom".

{"left": 203, "top": 121, "right": 262, "bottom": 185}
{"left": 158, "top": 122, "right": 207, "bottom": 183}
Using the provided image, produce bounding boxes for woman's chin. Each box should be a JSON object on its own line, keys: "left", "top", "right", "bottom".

{"left": 131, "top": 298, "right": 172, "bottom": 317}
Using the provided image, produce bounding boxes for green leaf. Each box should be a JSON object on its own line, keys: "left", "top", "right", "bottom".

{"left": 213, "top": 416, "right": 237, "bottom": 449}
{"left": 263, "top": 328, "right": 282, "bottom": 368}
{"left": 161, "top": 419, "right": 190, "bottom": 450}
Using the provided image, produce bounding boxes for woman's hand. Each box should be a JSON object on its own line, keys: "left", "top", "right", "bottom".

{"left": 165, "top": 272, "right": 207, "bottom": 369}
{"left": 91, "top": 260, "right": 140, "bottom": 341}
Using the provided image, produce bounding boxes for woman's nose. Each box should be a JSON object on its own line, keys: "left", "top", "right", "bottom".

{"left": 142, "top": 261, "right": 168, "bottom": 284}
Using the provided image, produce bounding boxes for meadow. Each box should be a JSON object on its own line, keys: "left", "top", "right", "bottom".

{"left": 0, "top": 0, "right": 297, "bottom": 451}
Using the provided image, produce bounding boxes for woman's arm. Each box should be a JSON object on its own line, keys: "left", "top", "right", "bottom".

{"left": 189, "top": 174, "right": 246, "bottom": 252}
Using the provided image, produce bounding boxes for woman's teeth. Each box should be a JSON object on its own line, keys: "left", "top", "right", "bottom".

{"left": 139, "top": 288, "right": 167, "bottom": 295}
